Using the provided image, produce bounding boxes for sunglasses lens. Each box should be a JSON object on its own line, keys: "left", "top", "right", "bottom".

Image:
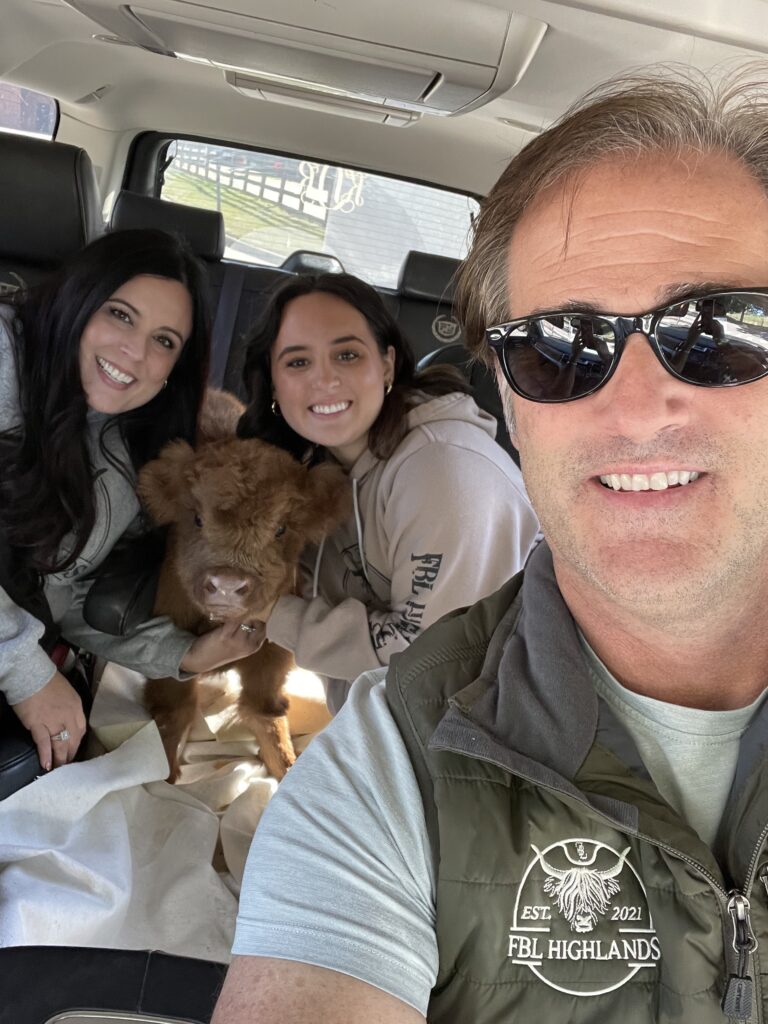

{"left": 656, "top": 292, "right": 768, "bottom": 386}
{"left": 502, "top": 315, "right": 616, "bottom": 400}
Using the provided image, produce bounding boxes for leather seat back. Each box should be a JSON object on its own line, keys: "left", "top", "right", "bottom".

{"left": 396, "top": 250, "right": 464, "bottom": 361}
{"left": 0, "top": 133, "right": 101, "bottom": 296}
{"left": 109, "top": 190, "right": 225, "bottom": 262}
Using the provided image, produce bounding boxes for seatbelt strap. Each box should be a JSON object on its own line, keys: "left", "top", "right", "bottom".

{"left": 209, "top": 263, "right": 247, "bottom": 389}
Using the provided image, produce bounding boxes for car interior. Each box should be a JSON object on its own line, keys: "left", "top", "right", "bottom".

{"left": 0, "top": 0, "right": 766, "bottom": 1021}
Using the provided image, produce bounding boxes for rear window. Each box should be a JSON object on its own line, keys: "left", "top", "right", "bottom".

{"left": 0, "top": 83, "right": 58, "bottom": 140}
{"left": 160, "top": 139, "right": 477, "bottom": 288}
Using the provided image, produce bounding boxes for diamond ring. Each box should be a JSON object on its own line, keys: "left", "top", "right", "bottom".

{"left": 51, "top": 729, "right": 70, "bottom": 742}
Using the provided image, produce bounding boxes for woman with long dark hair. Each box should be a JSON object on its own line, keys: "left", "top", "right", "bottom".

{"left": 238, "top": 272, "right": 539, "bottom": 710}
{"left": 0, "top": 229, "right": 262, "bottom": 773}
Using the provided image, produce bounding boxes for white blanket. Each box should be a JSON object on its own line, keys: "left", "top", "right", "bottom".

{"left": 0, "top": 662, "right": 328, "bottom": 960}
{"left": 0, "top": 722, "right": 238, "bottom": 959}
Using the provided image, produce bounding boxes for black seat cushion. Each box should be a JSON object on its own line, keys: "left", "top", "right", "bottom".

{"left": 0, "top": 695, "right": 40, "bottom": 801}
{"left": 0, "top": 658, "right": 93, "bottom": 802}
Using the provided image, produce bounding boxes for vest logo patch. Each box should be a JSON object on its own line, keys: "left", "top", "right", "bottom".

{"left": 507, "top": 838, "right": 660, "bottom": 996}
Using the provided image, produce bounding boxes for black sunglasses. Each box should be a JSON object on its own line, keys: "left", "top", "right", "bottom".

{"left": 485, "top": 289, "right": 768, "bottom": 403}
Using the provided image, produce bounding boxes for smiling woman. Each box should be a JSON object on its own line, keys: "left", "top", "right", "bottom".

{"left": 0, "top": 228, "right": 265, "bottom": 779}
{"left": 269, "top": 290, "right": 395, "bottom": 468}
{"left": 237, "top": 272, "right": 540, "bottom": 710}
{"left": 78, "top": 274, "right": 193, "bottom": 415}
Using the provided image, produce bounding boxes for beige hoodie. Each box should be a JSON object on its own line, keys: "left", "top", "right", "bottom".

{"left": 266, "top": 391, "right": 539, "bottom": 709}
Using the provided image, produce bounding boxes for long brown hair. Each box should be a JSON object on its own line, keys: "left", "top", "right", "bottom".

{"left": 238, "top": 272, "right": 470, "bottom": 462}
{"left": 0, "top": 228, "right": 210, "bottom": 574}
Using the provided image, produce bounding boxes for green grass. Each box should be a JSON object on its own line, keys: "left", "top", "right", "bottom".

{"left": 163, "top": 167, "right": 325, "bottom": 256}
{"left": 741, "top": 313, "right": 768, "bottom": 329}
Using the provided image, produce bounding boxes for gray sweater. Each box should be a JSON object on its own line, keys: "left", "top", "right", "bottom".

{"left": 0, "top": 306, "right": 194, "bottom": 705}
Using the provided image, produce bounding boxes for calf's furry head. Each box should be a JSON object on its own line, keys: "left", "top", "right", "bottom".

{"left": 138, "top": 437, "right": 351, "bottom": 614}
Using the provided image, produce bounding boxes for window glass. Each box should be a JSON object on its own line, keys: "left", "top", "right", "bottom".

{"left": 0, "top": 83, "right": 58, "bottom": 139}
{"left": 160, "top": 139, "right": 477, "bottom": 287}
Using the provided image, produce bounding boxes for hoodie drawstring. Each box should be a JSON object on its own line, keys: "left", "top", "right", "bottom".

{"left": 352, "top": 477, "right": 371, "bottom": 586}
{"left": 312, "top": 536, "right": 326, "bottom": 599}
{"left": 311, "top": 475, "right": 369, "bottom": 598}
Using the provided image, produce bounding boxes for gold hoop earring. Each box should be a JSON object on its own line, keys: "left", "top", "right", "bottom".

{"left": 271, "top": 399, "right": 281, "bottom": 416}
{"left": 385, "top": 382, "right": 393, "bottom": 396}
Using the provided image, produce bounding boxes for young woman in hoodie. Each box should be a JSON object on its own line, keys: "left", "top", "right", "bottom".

{"left": 0, "top": 229, "right": 264, "bottom": 774}
{"left": 238, "top": 272, "right": 539, "bottom": 711}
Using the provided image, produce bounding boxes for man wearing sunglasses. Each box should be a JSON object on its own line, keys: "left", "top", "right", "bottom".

{"left": 215, "top": 69, "right": 768, "bottom": 1024}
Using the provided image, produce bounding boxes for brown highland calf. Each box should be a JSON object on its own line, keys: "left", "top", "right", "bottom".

{"left": 137, "top": 391, "right": 350, "bottom": 781}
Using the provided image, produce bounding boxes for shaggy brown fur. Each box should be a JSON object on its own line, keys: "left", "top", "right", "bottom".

{"left": 138, "top": 391, "right": 350, "bottom": 781}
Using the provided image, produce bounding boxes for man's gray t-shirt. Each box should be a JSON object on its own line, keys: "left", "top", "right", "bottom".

{"left": 579, "top": 633, "right": 767, "bottom": 846}
{"left": 233, "top": 668, "right": 438, "bottom": 1015}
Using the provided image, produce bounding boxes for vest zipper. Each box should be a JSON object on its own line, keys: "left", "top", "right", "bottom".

{"left": 584, "top": 829, "right": 762, "bottom": 1020}
{"left": 722, "top": 892, "right": 758, "bottom": 1020}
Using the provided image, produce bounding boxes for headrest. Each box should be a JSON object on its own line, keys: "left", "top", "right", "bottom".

{"left": 109, "top": 191, "right": 225, "bottom": 261}
{"left": 398, "top": 250, "right": 461, "bottom": 302}
{"left": 280, "top": 250, "right": 345, "bottom": 275}
{"left": 0, "top": 134, "right": 101, "bottom": 268}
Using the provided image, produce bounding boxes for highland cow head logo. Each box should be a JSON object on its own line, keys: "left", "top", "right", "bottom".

{"left": 507, "top": 838, "right": 660, "bottom": 997}
{"left": 532, "top": 841, "right": 630, "bottom": 932}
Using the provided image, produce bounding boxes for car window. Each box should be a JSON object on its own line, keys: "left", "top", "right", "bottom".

{"left": 0, "top": 82, "right": 58, "bottom": 140}
{"left": 160, "top": 139, "right": 478, "bottom": 287}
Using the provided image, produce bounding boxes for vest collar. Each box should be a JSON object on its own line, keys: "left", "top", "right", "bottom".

{"left": 443, "top": 541, "right": 600, "bottom": 781}
{"left": 428, "top": 542, "right": 768, "bottom": 881}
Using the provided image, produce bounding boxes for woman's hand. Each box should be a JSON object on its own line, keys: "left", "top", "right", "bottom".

{"left": 12, "top": 671, "right": 87, "bottom": 771}
{"left": 180, "top": 620, "right": 266, "bottom": 675}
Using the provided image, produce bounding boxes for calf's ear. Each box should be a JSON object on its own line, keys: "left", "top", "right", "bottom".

{"left": 199, "top": 388, "right": 245, "bottom": 443}
{"left": 300, "top": 463, "right": 353, "bottom": 542}
{"left": 137, "top": 440, "right": 195, "bottom": 525}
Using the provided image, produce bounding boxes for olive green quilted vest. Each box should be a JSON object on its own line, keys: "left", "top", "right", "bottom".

{"left": 386, "top": 571, "right": 768, "bottom": 1024}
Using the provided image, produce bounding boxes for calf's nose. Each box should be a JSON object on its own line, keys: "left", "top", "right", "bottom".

{"left": 203, "top": 572, "right": 253, "bottom": 601}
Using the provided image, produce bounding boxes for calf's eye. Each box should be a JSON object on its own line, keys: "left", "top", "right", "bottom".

{"left": 194, "top": 513, "right": 204, "bottom": 528}
{"left": 275, "top": 524, "right": 286, "bottom": 538}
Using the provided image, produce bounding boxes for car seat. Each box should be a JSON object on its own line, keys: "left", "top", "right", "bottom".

{"left": 0, "top": 132, "right": 101, "bottom": 296}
